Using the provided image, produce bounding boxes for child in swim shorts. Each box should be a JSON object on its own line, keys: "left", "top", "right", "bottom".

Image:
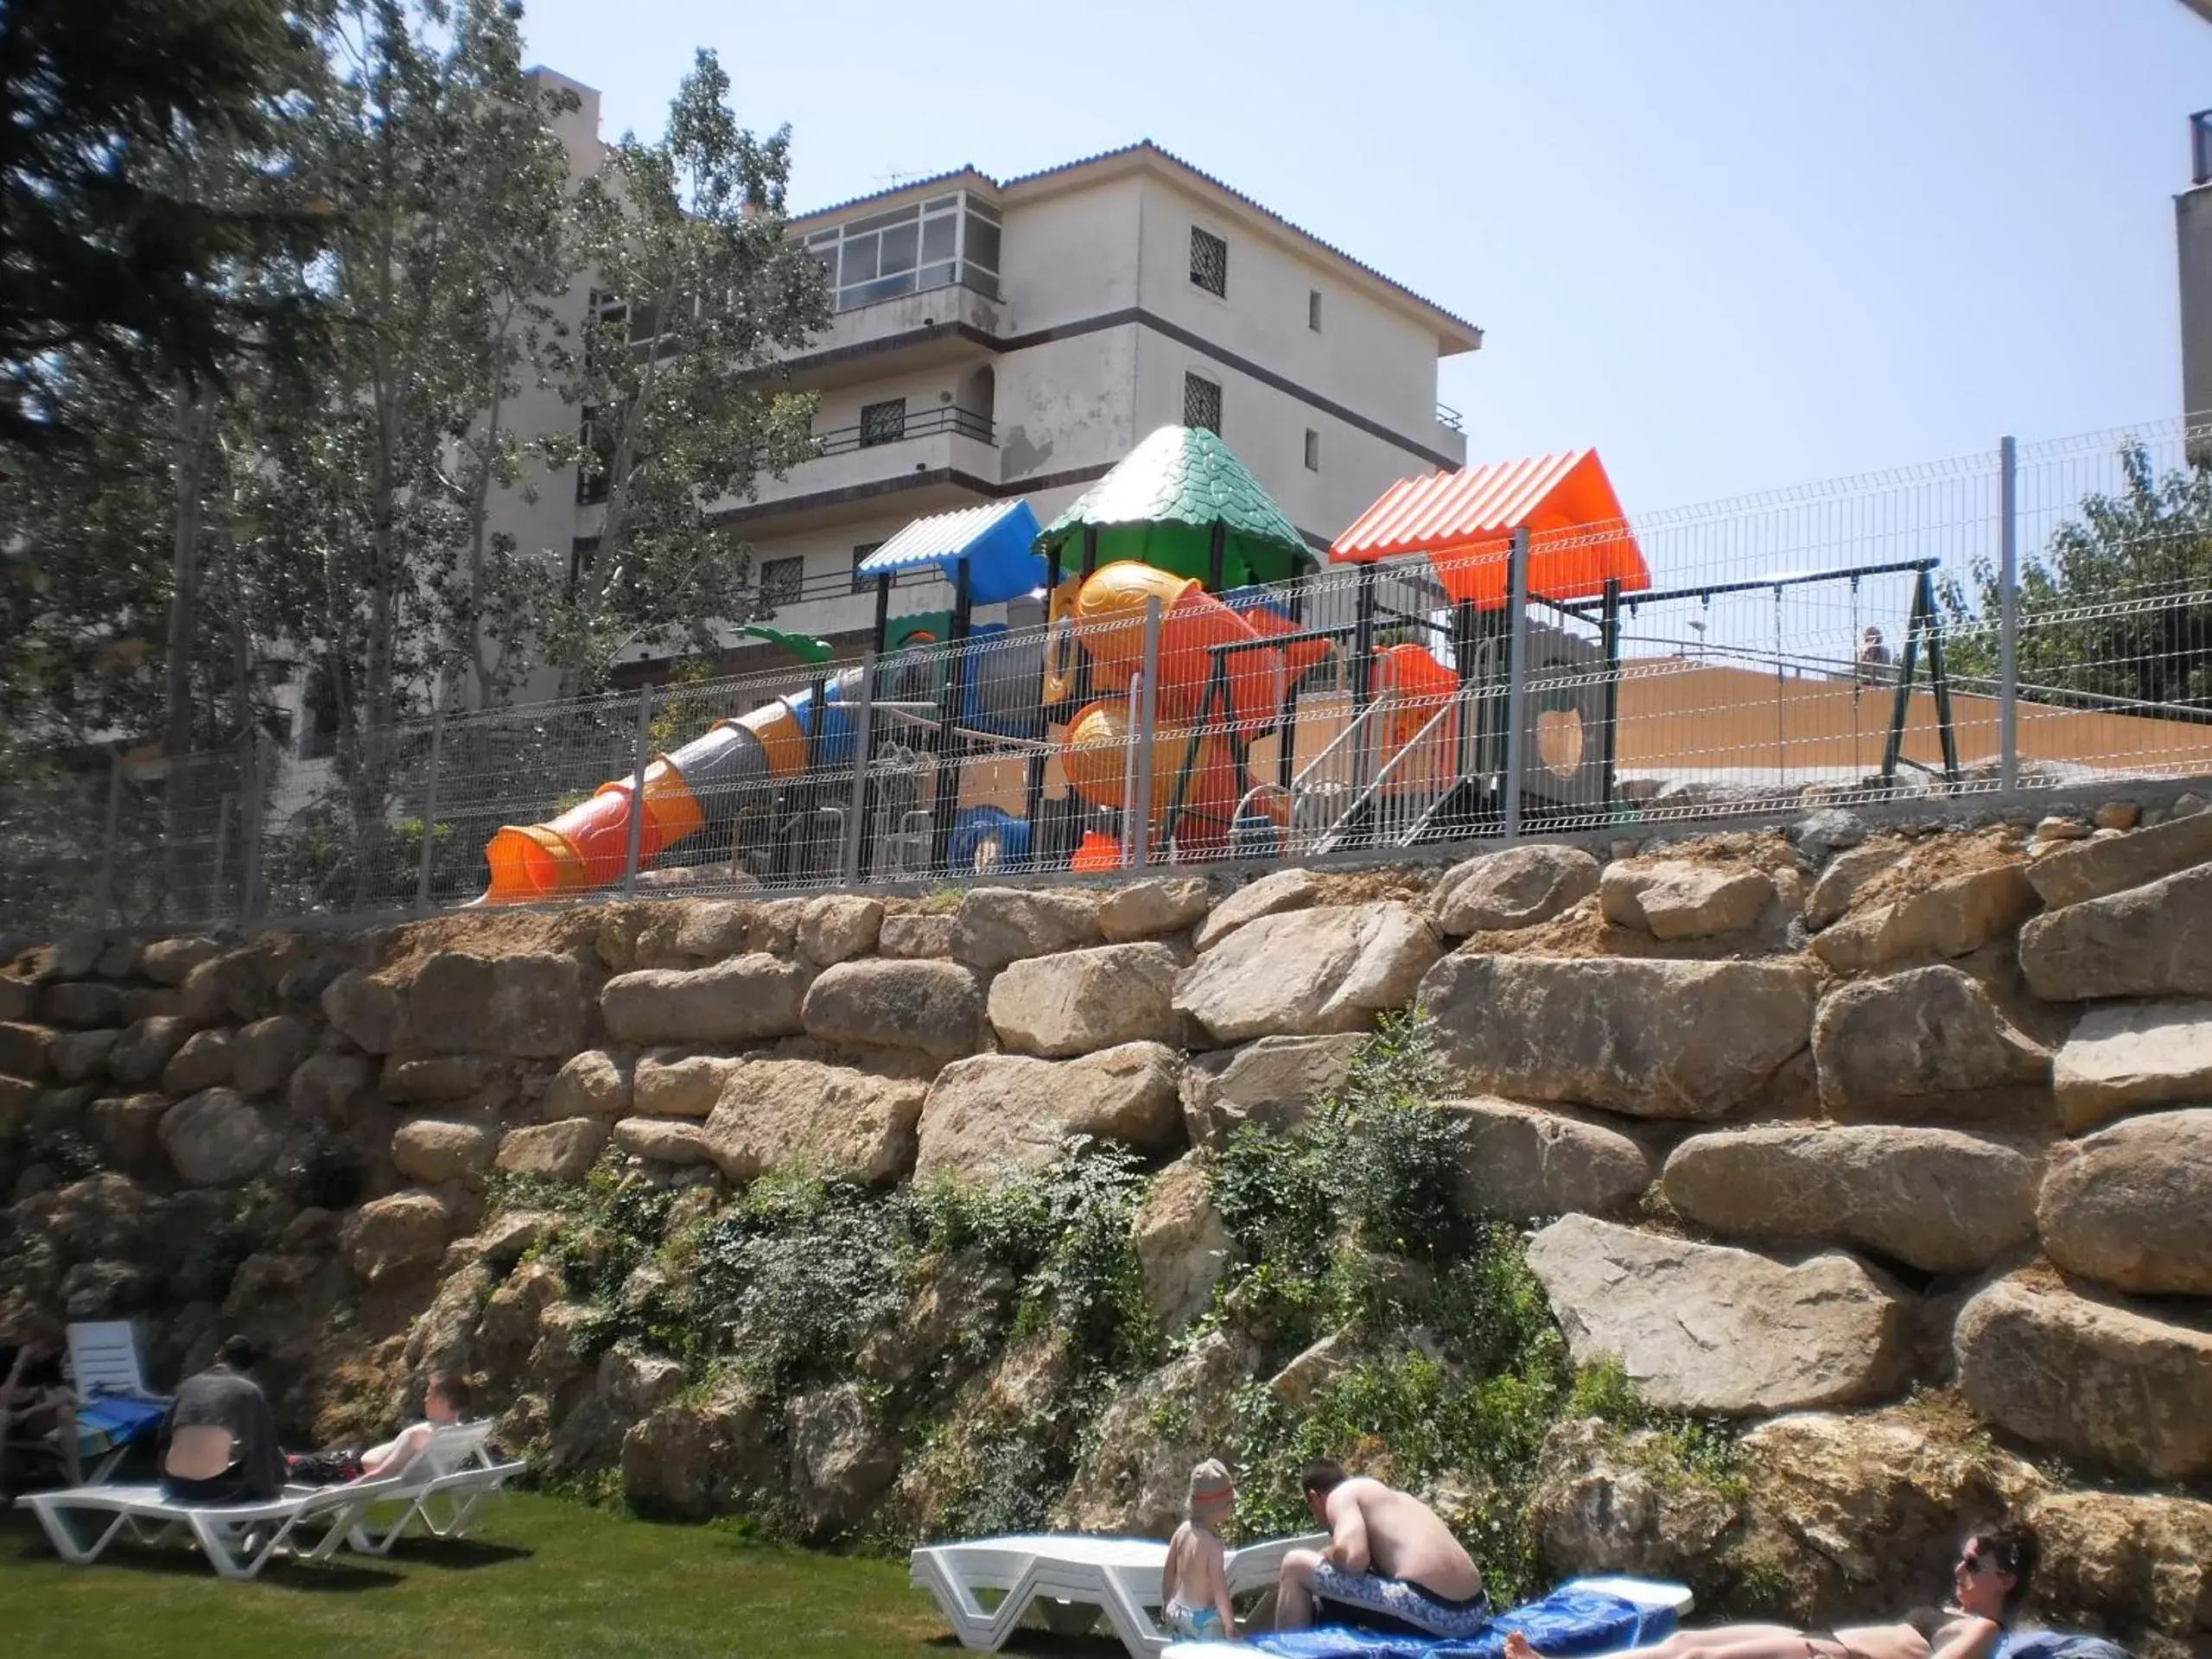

{"left": 1163, "top": 1459, "right": 1239, "bottom": 1642}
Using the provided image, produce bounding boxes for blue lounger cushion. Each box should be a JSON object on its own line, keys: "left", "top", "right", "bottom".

{"left": 1997, "top": 1634, "right": 2133, "bottom": 1659}
{"left": 1219, "top": 1582, "right": 1681, "bottom": 1659}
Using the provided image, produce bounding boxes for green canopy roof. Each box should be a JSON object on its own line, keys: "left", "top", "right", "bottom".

{"left": 1037, "top": 425, "right": 1315, "bottom": 589}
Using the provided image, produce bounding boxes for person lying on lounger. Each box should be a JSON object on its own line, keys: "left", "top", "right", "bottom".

{"left": 1163, "top": 1459, "right": 1241, "bottom": 1642}
{"left": 285, "top": 1373, "right": 470, "bottom": 1487}
{"left": 1275, "top": 1459, "right": 1489, "bottom": 1638}
{"left": 1, "top": 1335, "right": 82, "bottom": 1487}
{"left": 1502, "top": 1524, "right": 2037, "bottom": 1659}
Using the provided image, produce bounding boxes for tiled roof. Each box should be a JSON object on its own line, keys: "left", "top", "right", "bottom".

{"left": 1039, "top": 424, "right": 1308, "bottom": 557}
{"left": 791, "top": 142, "right": 1478, "bottom": 346}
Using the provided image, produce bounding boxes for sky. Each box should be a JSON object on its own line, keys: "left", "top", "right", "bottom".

{"left": 513, "top": 0, "right": 2212, "bottom": 519}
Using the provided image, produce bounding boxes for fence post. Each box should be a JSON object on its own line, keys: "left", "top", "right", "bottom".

{"left": 1998, "top": 434, "right": 2019, "bottom": 793}
{"left": 209, "top": 791, "right": 233, "bottom": 926}
{"left": 621, "top": 683, "right": 655, "bottom": 896}
{"left": 1130, "top": 595, "right": 1162, "bottom": 868}
{"left": 1503, "top": 525, "right": 1532, "bottom": 839}
{"left": 97, "top": 750, "right": 124, "bottom": 928}
{"left": 842, "top": 651, "right": 874, "bottom": 884}
{"left": 237, "top": 736, "right": 265, "bottom": 929}
{"left": 416, "top": 691, "right": 447, "bottom": 911}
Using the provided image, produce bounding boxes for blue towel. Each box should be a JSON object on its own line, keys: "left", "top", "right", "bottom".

{"left": 1997, "top": 1634, "right": 2133, "bottom": 1659}
{"left": 75, "top": 1395, "right": 166, "bottom": 1456}
{"left": 1247, "top": 1586, "right": 1678, "bottom": 1659}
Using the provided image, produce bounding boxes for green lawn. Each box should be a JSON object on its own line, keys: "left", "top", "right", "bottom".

{"left": 0, "top": 1491, "right": 1122, "bottom": 1659}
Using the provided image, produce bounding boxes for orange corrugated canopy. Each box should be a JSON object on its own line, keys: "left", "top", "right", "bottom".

{"left": 1330, "top": 449, "right": 1649, "bottom": 609}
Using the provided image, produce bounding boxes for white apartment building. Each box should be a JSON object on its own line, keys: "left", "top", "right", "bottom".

{"left": 495, "top": 73, "right": 1482, "bottom": 687}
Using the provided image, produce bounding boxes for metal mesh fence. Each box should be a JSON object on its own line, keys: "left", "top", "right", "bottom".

{"left": 15, "top": 415, "right": 2212, "bottom": 938}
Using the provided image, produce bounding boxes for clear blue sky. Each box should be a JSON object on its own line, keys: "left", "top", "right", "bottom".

{"left": 516, "top": 0, "right": 2212, "bottom": 518}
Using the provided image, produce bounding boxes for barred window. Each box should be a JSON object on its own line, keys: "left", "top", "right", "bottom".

{"left": 852, "top": 541, "right": 883, "bottom": 594}
{"left": 1304, "top": 429, "right": 1320, "bottom": 472}
{"left": 1308, "top": 289, "right": 1323, "bottom": 332}
{"left": 1183, "top": 372, "right": 1221, "bottom": 435}
{"left": 1189, "top": 226, "right": 1227, "bottom": 297}
{"left": 759, "top": 556, "right": 804, "bottom": 607}
{"left": 859, "top": 398, "right": 906, "bottom": 448}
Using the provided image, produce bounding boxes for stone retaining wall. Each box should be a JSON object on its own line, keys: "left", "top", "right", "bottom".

{"left": 3, "top": 800, "right": 2210, "bottom": 1653}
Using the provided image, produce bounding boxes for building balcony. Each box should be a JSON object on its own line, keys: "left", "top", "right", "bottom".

{"left": 774, "top": 280, "right": 1006, "bottom": 391}
{"left": 715, "top": 405, "right": 1001, "bottom": 533}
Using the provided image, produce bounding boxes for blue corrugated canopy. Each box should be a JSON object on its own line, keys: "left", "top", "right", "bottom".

{"left": 856, "top": 499, "right": 1045, "bottom": 606}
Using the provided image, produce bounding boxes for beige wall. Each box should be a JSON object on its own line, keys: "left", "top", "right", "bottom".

{"left": 997, "top": 175, "right": 1142, "bottom": 330}
{"left": 2179, "top": 183, "right": 2212, "bottom": 422}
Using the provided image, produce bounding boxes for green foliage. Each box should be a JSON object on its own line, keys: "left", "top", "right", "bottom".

{"left": 291, "top": 1127, "right": 365, "bottom": 1211}
{"left": 1942, "top": 442, "right": 2212, "bottom": 710}
{"left": 179, "top": 1216, "right": 264, "bottom": 1303}
{"left": 23, "top": 1128, "right": 105, "bottom": 1182}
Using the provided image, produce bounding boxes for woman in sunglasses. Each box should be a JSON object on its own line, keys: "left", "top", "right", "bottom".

{"left": 1504, "top": 1525, "right": 2037, "bottom": 1659}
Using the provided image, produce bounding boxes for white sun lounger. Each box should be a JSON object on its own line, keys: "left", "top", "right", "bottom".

{"left": 1158, "top": 1573, "right": 1696, "bottom": 1659}
{"left": 910, "top": 1529, "right": 1331, "bottom": 1656}
{"left": 329, "top": 1420, "right": 526, "bottom": 1556}
{"left": 15, "top": 1474, "right": 407, "bottom": 1580}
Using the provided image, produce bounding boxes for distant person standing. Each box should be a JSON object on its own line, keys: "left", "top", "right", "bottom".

{"left": 159, "top": 1335, "right": 285, "bottom": 1505}
{"left": 1856, "top": 626, "right": 1893, "bottom": 684}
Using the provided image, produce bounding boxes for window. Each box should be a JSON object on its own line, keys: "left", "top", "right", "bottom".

{"left": 852, "top": 541, "right": 884, "bottom": 594}
{"left": 860, "top": 398, "right": 907, "bottom": 447}
{"left": 575, "top": 407, "right": 610, "bottom": 505}
{"left": 1308, "top": 289, "right": 1323, "bottom": 332}
{"left": 1190, "top": 226, "right": 1227, "bottom": 297}
{"left": 759, "top": 556, "right": 805, "bottom": 607}
{"left": 1184, "top": 372, "right": 1221, "bottom": 435}
{"left": 299, "top": 664, "right": 340, "bottom": 760}
{"left": 801, "top": 190, "right": 1001, "bottom": 313}
{"left": 1304, "top": 429, "right": 1320, "bottom": 472}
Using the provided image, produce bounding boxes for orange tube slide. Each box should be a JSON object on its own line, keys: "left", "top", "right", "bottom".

{"left": 1072, "top": 563, "right": 1283, "bottom": 729}
{"left": 482, "top": 759, "right": 705, "bottom": 903}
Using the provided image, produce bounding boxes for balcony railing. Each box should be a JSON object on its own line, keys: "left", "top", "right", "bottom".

{"left": 1436, "top": 401, "right": 1465, "bottom": 434}
{"left": 811, "top": 404, "right": 993, "bottom": 458}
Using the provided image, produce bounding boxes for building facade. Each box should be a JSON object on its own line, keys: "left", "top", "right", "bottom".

{"left": 488, "top": 73, "right": 1479, "bottom": 686}
{"left": 2183, "top": 109, "right": 2212, "bottom": 423}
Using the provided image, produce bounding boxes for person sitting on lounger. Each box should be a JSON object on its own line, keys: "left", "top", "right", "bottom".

{"left": 1275, "top": 1459, "right": 1489, "bottom": 1637}
{"left": 2, "top": 1335, "right": 82, "bottom": 1487}
{"left": 160, "top": 1335, "right": 286, "bottom": 1506}
{"left": 1163, "top": 1459, "right": 1241, "bottom": 1642}
{"left": 1502, "top": 1523, "right": 2037, "bottom": 1659}
{"left": 286, "top": 1372, "right": 470, "bottom": 1487}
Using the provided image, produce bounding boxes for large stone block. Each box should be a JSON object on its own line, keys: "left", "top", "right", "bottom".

{"left": 988, "top": 943, "right": 1181, "bottom": 1058}
{"left": 343, "top": 1190, "right": 452, "bottom": 1282}
{"left": 48, "top": 1027, "right": 119, "bottom": 1084}
{"left": 1812, "top": 966, "right": 2050, "bottom": 1123}
{"left": 800, "top": 958, "right": 987, "bottom": 1058}
{"left": 1097, "top": 877, "right": 1212, "bottom": 942}
{"left": 1429, "top": 844, "right": 1600, "bottom": 938}
{"left": 321, "top": 969, "right": 408, "bottom": 1053}
{"left": 41, "top": 980, "right": 122, "bottom": 1028}
{"left": 0, "top": 1020, "right": 54, "bottom": 1078}
{"left": 1803, "top": 842, "right": 1901, "bottom": 931}
{"left": 1179, "top": 1033, "right": 1368, "bottom": 1150}
{"left": 158, "top": 1087, "right": 277, "bottom": 1186}
{"left": 1192, "top": 868, "right": 1320, "bottom": 951}
{"left": 599, "top": 954, "right": 807, "bottom": 1046}
{"left": 798, "top": 894, "right": 883, "bottom": 966}
{"left": 785, "top": 1382, "right": 899, "bottom": 1541}
{"left": 877, "top": 912, "right": 954, "bottom": 958}
{"left": 2023, "top": 1490, "right": 2212, "bottom": 1658}
{"left": 1526, "top": 1216, "right": 1910, "bottom": 1416}
{"left": 1599, "top": 861, "right": 1773, "bottom": 940}
{"left": 89, "top": 1093, "right": 168, "bottom": 1170}
{"left": 2037, "top": 1109, "right": 2212, "bottom": 1296}
{"left": 160, "top": 1027, "right": 234, "bottom": 1096}
{"left": 2027, "top": 809, "right": 2212, "bottom": 910}
{"left": 288, "top": 1050, "right": 373, "bottom": 1119}
{"left": 632, "top": 1054, "right": 742, "bottom": 1119}
{"left": 1135, "top": 1154, "right": 1232, "bottom": 1335}
{"left": 2021, "top": 864, "right": 2212, "bottom": 1001}
{"left": 1449, "top": 1098, "right": 1656, "bottom": 1221}
{"left": 1175, "top": 902, "right": 1439, "bottom": 1045}
{"left": 547, "top": 1049, "right": 634, "bottom": 1117}
{"left": 139, "top": 936, "right": 220, "bottom": 987}
{"left": 917, "top": 1043, "right": 1185, "bottom": 1179}
{"left": 379, "top": 1054, "right": 505, "bottom": 1104}
{"left": 1955, "top": 1275, "right": 2212, "bottom": 1480}
{"left": 391, "top": 1118, "right": 497, "bottom": 1185}
{"left": 2053, "top": 999, "right": 2212, "bottom": 1133}
{"left": 1810, "top": 864, "right": 2037, "bottom": 973}
{"left": 950, "top": 887, "right": 1103, "bottom": 969}
{"left": 1662, "top": 1124, "right": 2041, "bottom": 1273}
{"left": 410, "top": 952, "right": 586, "bottom": 1058}
{"left": 176, "top": 951, "right": 269, "bottom": 1025}
{"left": 230, "top": 1014, "right": 315, "bottom": 1096}
{"left": 702, "top": 1059, "right": 925, "bottom": 1185}
{"left": 496, "top": 1117, "right": 610, "bottom": 1181}
{"left": 1422, "top": 954, "right": 1816, "bottom": 1120}
{"left": 612, "top": 1116, "right": 717, "bottom": 1167}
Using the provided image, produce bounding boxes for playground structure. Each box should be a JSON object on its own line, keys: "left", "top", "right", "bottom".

{"left": 478, "top": 426, "right": 1976, "bottom": 904}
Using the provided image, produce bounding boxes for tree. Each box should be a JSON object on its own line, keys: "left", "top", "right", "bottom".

{"left": 542, "top": 48, "right": 830, "bottom": 699}
{"left": 0, "top": 0, "right": 326, "bottom": 448}
{"left": 1941, "top": 442, "right": 2212, "bottom": 713}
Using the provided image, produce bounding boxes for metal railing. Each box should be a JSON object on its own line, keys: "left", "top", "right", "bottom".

{"left": 812, "top": 404, "right": 992, "bottom": 457}
{"left": 10, "top": 413, "right": 2212, "bottom": 938}
{"left": 1436, "top": 401, "right": 1465, "bottom": 434}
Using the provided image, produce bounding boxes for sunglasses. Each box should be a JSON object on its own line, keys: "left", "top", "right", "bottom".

{"left": 1960, "top": 1549, "right": 2011, "bottom": 1577}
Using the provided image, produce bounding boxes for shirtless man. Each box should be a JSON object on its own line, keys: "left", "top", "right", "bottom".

{"left": 1275, "top": 1460, "right": 1489, "bottom": 1638}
